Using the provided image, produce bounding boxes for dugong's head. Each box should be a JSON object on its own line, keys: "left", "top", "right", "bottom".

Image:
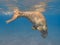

{"left": 37, "top": 21, "right": 48, "bottom": 38}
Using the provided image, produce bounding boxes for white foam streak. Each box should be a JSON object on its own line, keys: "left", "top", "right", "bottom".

{"left": 2, "top": 11, "right": 13, "bottom": 16}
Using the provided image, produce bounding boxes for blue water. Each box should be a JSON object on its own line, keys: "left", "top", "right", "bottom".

{"left": 0, "top": 0, "right": 60, "bottom": 45}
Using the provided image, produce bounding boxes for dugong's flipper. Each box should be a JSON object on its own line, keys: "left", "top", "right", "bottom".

{"left": 32, "top": 26, "right": 37, "bottom": 30}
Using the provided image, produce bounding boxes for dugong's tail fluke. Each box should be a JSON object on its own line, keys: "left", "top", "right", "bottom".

{"left": 6, "top": 8, "right": 21, "bottom": 23}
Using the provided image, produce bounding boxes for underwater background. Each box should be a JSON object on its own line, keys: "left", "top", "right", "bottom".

{"left": 0, "top": 0, "right": 60, "bottom": 45}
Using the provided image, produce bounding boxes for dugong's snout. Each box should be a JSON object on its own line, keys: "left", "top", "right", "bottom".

{"left": 41, "top": 30, "right": 48, "bottom": 38}
{"left": 37, "top": 25, "right": 48, "bottom": 38}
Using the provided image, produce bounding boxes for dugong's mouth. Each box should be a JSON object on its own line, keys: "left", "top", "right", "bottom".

{"left": 41, "top": 30, "right": 48, "bottom": 38}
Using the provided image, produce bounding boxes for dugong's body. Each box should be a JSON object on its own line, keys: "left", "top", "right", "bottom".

{"left": 6, "top": 2, "right": 48, "bottom": 38}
